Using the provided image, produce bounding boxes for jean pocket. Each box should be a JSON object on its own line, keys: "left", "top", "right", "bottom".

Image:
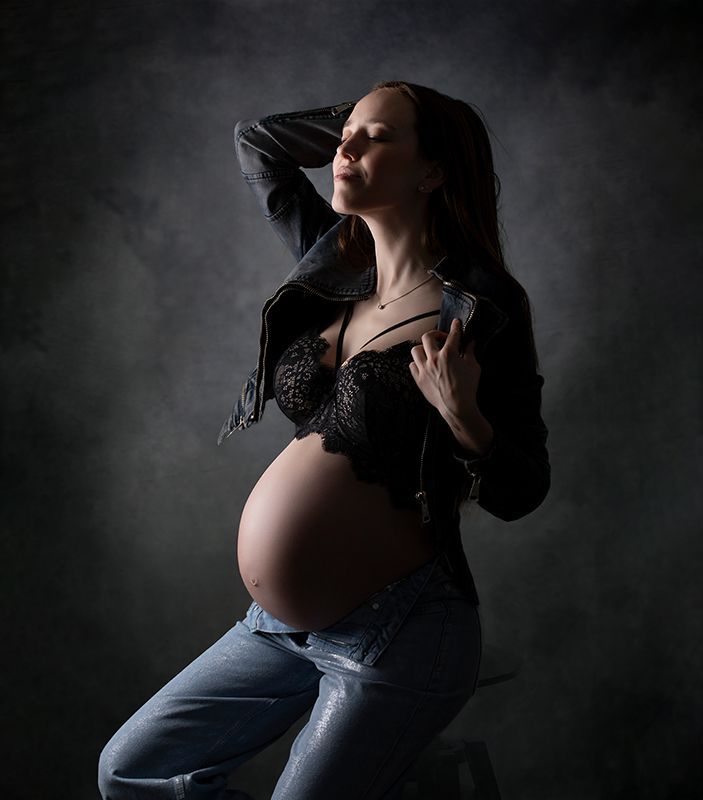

{"left": 243, "top": 600, "right": 310, "bottom": 635}
{"left": 406, "top": 596, "right": 448, "bottom": 616}
{"left": 306, "top": 589, "right": 382, "bottom": 658}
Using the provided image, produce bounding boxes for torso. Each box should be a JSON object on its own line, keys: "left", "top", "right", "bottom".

{"left": 237, "top": 278, "right": 445, "bottom": 631}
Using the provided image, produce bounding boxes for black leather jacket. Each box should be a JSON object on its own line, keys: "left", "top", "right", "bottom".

{"left": 217, "top": 101, "right": 551, "bottom": 605}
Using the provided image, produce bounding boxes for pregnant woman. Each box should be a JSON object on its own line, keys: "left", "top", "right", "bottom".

{"left": 99, "top": 80, "right": 550, "bottom": 799}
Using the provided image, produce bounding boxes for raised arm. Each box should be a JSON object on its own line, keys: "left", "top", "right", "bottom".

{"left": 234, "top": 101, "right": 357, "bottom": 262}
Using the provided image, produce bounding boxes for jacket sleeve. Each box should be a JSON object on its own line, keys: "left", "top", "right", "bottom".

{"left": 234, "top": 101, "right": 357, "bottom": 262}
{"left": 451, "top": 290, "right": 551, "bottom": 522}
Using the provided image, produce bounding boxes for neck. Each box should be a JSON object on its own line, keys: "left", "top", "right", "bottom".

{"left": 361, "top": 210, "right": 444, "bottom": 298}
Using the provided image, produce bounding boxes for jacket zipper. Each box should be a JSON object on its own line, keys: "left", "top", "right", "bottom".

{"left": 291, "top": 278, "right": 445, "bottom": 526}
{"left": 254, "top": 280, "right": 373, "bottom": 423}
{"left": 438, "top": 277, "right": 478, "bottom": 334}
{"left": 442, "top": 277, "right": 485, "bottom": 505}
{"left": 415, "top": 410, "right": 432, "bottom": 524}
{"left": 468, "top": 472, "right": 481, "bottom": 501}
{"left": 235, "top": 370, "right": 249, "bottom": 430}
{"left": 247, "top": 276, "right": 470, "bottom": 525}
{"left": 331, "top": 101, "right": 356, "bottom": 116}
{"left": 249, "top": 273, "right": 476, "bottom": 427}
{"left": 414, "top": 278, "right": 478, "bottom": 525}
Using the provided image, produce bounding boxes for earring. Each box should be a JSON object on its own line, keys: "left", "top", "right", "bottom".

{"left": 419, "top": 184, "right": 429, "bottom": 192}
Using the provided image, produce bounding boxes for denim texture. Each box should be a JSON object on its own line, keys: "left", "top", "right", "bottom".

{"left": 247, "top": 552, "right": 445, "bottom": 666}
{"left": 96, "top": 99, "right": 548, "bottom": 799}
{"left": 98, "top": 555, "right": 482, "bottom": 799}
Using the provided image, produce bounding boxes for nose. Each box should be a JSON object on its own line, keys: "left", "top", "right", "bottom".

{"left": 337, "top": 134, "right": 359, "bottom": 161}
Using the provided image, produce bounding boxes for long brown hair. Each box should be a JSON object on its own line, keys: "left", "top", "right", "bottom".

{"left": 336, "top": 80, "right": 539, "bottom": 367}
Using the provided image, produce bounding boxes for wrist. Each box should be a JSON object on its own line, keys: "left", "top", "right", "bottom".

{"left": 442, "top": 404, "right": 494, "bottom": 458}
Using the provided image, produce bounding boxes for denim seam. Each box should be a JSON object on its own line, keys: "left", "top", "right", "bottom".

{"left": 359, "top": 601, "right": 453, "bottom": 798}
{"left": 253, "top": 631, "right": 320, "bottom": 663}
{"left": 208, "top": 697, "right": 278, "bottom": 758}
{"left": 235, "top": 113, "right": 340, "bottom": 142}
{"left": 243, "top": 174, "right": 308, "bottom": 224}
{"left": 472, "top": 605, "right": 483, "bottom": 695}
{"left": 355, "top": 555, "right": 442, "bottom": 665}
{"left": 306, "top": 610, "right": 376, "bottom": 659}
{"left": 424, "top": 599, "right": 451, "bottom": 693}
{"left": 266, "top": 183, "right": 307, "bottom": 222}
{"left": 251, "top": 556, "right": 443, "bottom": 664}
{"left": 360, "top": 693, "right": 425, "bottom": 798}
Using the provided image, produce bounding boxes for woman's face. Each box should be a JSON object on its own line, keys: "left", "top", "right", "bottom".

{"left": 331, "top": 88, "right": 439, "bottom": 218}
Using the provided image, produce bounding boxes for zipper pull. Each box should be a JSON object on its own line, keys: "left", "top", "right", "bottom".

{"left": 415, "top": 489, "right": 431, "bottom": 523}
{"left": 332, "top": 101, "right": 356, "bottom": 115}
{"left": 468, "top": 472, "right": 481, "bottom": 502}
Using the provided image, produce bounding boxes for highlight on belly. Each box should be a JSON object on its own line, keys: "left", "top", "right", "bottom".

{"left": 235, "top": 432, "right": 438, "bottom": 630}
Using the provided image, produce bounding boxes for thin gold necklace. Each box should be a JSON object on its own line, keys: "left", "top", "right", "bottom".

{"left": 376, "top": 268, "right": 438, "bottom": 310}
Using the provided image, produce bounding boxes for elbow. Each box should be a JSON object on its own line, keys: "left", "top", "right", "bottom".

{"left": 234, "top": 117, "right": 258, "bottom": 143}
{"left": 233, "top": 118, "right": 264, "bottom": 172}
{"left": 479, "top": 461, "right": 551, "bottom": 522}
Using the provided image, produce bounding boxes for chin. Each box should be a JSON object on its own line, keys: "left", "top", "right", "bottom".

{"left": 331, "top": 199, "right": 353, "bottom": 215}
{"left": 332, "top": 195, "right": 368, "bottom": 216}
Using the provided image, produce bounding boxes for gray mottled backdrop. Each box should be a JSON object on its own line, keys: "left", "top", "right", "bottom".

{"left": 3, "top": 1, "right": 700, "bottom": 798}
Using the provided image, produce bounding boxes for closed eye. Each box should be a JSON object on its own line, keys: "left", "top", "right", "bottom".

{"left": 340, "top": 135, "right": 385, "bottom": 143}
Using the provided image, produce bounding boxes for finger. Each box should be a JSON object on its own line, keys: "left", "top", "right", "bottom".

{"left": 409, "top": 342, "right": 426, "bottom": 363}
{"left": 422, "top": 330, "right": 447, "bottom": 351}
{"left": 439, "top": 318, "right": 463, "bottom": 355}
{"left": 447, "top": 318, "right": 464, "bottom": 350}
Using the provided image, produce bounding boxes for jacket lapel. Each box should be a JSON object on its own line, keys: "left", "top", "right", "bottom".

{"left": 278, "top": 219, "right": 509, "bottom": 338}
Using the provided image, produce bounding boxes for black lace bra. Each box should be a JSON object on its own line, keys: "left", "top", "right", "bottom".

{"left": 273, "top": 302, "right": 441, "bottom": 511}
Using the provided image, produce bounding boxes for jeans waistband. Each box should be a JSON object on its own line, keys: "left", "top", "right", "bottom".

{"left": 247, "top": 552, "right": 444, "bottom": 636}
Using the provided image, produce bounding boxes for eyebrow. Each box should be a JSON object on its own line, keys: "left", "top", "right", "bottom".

{"left": 342, "top": 119, "right": 397, "bottom": 131}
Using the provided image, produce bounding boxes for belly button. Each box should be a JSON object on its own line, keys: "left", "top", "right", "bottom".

{"left": 250, "top": 577, "right": 259, "bottom": 586}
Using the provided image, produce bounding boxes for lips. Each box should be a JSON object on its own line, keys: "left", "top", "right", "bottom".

{"left": 334, "top": 167, "right": 361, "bottom": 179}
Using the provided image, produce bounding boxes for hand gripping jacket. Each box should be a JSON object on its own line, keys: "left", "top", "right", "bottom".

{"left": 217, "top": 101, "right": 551, "bottom": 605}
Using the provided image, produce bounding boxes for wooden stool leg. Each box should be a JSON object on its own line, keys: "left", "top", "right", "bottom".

{"left": 462, "top": 740, "right": 502, "bottom": 800}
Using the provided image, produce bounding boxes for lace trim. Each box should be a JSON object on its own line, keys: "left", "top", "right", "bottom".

{"left": 279, "top": 333, "right": 427, "bottom": 511}
{"left": 294, "top": 425, "right": 421, "bottom": 511}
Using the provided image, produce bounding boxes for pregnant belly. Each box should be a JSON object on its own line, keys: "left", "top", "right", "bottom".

{"left": 237, "top": 434, "right": 437, "bottom": 631}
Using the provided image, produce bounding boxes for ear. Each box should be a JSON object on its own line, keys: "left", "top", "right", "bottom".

{"left": 423, "top": 160, "right": 446, "bottom": 190}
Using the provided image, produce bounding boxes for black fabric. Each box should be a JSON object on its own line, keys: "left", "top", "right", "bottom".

{"left": 273, "top": 303, "right": 441, "bottom": 510}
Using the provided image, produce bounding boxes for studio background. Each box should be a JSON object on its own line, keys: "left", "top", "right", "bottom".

{"left": 3, "top": 1, "right": 700, "bottom": 798}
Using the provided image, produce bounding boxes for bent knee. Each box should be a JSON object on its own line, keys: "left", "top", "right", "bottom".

{"left": 98, "top": 725, "right": 186, "bottom": 799}
{"left": 97, "top": 734, "right": 147, "bottom": 800}
{"left": 97, "top": 740, "right": 122, "bottom": 799}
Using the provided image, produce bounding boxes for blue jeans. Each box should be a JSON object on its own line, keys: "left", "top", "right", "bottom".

{"left": 98, "top": 553, "right": 482, "bottom": 799}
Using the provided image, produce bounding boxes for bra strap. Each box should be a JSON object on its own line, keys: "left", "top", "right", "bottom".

{"left": 335, "top": 303, "right": 355, "bottom": 370}
{"left": 359, "top": 308, "right": 441, "bottom": 350}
